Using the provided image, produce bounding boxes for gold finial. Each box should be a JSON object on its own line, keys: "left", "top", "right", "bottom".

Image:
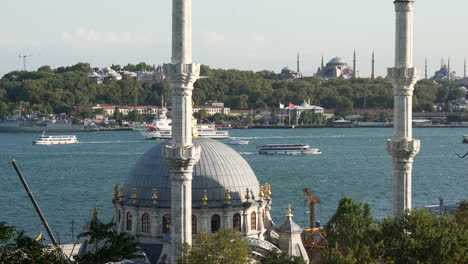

{"left": 225, "top": 189, "right": 231, "bottom": 205}
{"left": 263, "top": 183, "right": 272, "bottom": 198}
{"left": 259, "top": 185, "right": 265, "bottom": 198}
{"left": 202, "top": 190, "right": 208, "bottom": 206}
{"left": 119, "top": 186, "right": 124, "bottom": 202}
{"left": 245, "top": 188, "right": 251, "bottom": 201}
{"left": 285, "top": 204, "right": 293, "bottom": 217}
{"left": 113, "top": 184, "right": 119, "bottom": 200}
{"left": 131, "top": 188, "right": 138, "bottom": 204}
{"left": 152, "top": 188, "right": 158, "bottom": 204}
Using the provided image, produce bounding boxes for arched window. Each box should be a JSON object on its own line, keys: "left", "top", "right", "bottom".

{"left": 233, "top": 213, "right": 241, "bottom": 232}
{"left": 142, "top": 213, "right": 150, "bottom": 233}
{"left": 126, "top": 212, "right": 132, "bottom": 231}
{"left": 251, "top": 212, "right": 257, "bottom": 231}
{"left": 211, "top": 214, "right": 221, "bottom": 233}
{"left": 192, "top": 215, "right": 197, "bottom": 234}
{"left": 162, "top": 214, "right": 171, "bottom": 233}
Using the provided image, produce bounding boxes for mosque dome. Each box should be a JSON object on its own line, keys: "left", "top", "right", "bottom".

{"left": 327, "top": 57, "right": 348, "bottom": 67}
{"left": 123, "top": 138, "right": 260, "bottom": 208}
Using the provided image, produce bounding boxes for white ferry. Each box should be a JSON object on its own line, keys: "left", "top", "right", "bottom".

{"left": 129, "top": 122, "right": 148, "bottom": 131}
{"left": 256, "top": 144, "right": 321, "bottom": 155}
{"left": 141, "top": 124, "right": 230, "bottom": 140}
{"left": 33, "top": 132, "right": 78, "bottom": 145}
{"left": 197, "top": 124, "right": 230, "bottom": 139}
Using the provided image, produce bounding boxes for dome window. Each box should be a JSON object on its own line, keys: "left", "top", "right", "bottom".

{"left": 126, "top": 212, "right": 133, "bottom": 231}
{"left": 233, "top": 213, "right": 241, "bottom": 232}
{"left": 211, "top": 214, "right": 221, "bottom": 233}
{"left": 142, "top": 213, "right": 150, "bottom": 233}
{"left": 251, "top": 212, "right": 257, "bottom": 231}
{"left": 162, "top": 214, "right": 171, "bottom": 233}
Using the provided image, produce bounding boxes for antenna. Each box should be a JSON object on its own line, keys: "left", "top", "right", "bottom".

{"left": 18, "top": 54, "right": 32, "bottom": 71}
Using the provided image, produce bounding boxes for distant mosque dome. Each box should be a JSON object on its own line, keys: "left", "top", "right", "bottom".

{"left": 123, "top": 138, "right": 260, "bottom": 208}
{"left": 326, "top": 57, "right": 348, "bottom": 67}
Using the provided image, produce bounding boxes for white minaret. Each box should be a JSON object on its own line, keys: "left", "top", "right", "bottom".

{"left": 163, "top": 0, "right": 200, "bottom": 262}
{"left": 386, "top": 0, "right": 420, "bottom": 217}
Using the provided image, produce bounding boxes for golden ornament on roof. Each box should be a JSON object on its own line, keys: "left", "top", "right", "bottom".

{"left": 113, "top": 184, "right": 119, "bottom": 200}
{"left": 225, "top": 189, "right": 231, "bottom": 205}
{"left": 131, "top": 188, "right": 138, "bottom": 204}
{"left": 152, "top": 188, "right": 158, "bottom": 204}
{"left": 119, "top": 186, "right": 125, "bottom": 202}
{"left": 202, "top": 190, "right": 208, "bottom": 206}
{"left": 245, "top": 188, "right": 251, "bottom": 201}
{"left": 285, "top": 204, "right": 293, "bottom": 217}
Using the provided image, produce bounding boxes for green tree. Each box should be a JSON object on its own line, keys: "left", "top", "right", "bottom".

{"left": 0, "top": 222, "right": 67, "bottom": 264}
{"left": 113, "top": 107, "right": 124, "bottom": 126}
{"left": 320, "top": 196, "right": 382, "bottom": 264}
{"left": 178, "top": 229, "right": 251, "bottom": 264}
{"left": 126, "top": 109, "right": 143, "bottom": 122}
{"left": 380, "top": 209, "right": 467, "bottom": 264}
{"left": 74, "top": 219, "right": 141, "bottom": 264}
{"left": 260, "top": 250, "right": 306, "bottom": 264}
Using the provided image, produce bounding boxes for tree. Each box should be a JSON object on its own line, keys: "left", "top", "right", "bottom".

{"left": 74, "top": 218, "right": 141, "bottom": 264}
{"left": 320, "top": 196, "right": 382, "bottom": 264}
{"left": 126, "top": 109, "right": 143, "bottom": 122}
{"left": 380, "top": 209, "right": 467, "bottom": 264}
{"left": 113, "top": 107, "right": 124, "bottom": 126}
{"left": 0, "top": 222, "right": 67, "bottom": 264}
{"left": 260, "top": 250, "right": 306, "bottom": 264}
{"left": 178, "top": 229, "right": 251, "bottom": 264}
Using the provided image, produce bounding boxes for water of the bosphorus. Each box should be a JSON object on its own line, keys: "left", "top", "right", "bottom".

{"left": 0, "top": 127, "right": 466, "bottom": 244}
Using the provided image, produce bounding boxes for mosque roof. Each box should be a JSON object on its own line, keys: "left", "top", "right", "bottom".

{"left": 327, "top": 57, "right": 348, "bottom": 67}
{"left": 278, "top": 216, "right": 302, "bottom": 233}
{"left": 123, "top": 138, "right": 260, "bottom": 208}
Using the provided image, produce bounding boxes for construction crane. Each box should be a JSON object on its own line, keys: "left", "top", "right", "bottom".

{"left": 303, "top": 188, "right": 320, "bottom": 228}
{"left": 18, "top": 54, "right": 32, "bottom": 71}
{"left": 301, "top": 188, "right": 326, "bottom": 262}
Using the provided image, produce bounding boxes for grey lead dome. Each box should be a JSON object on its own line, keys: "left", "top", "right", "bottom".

{"left": 124, "top": 138, "right": 260, "bottom": 207}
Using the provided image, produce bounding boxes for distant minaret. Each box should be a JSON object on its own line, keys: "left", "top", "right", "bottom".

{"left": 371, "top": 51, "right": 375, "bottom": 80}
{"left": 321, "top": 55, "right": 324, "bottom": 70}
{"left": 353, "top": 50, "right": 357, "bottom": 79}
{"left": 424, "top": 58, "right": 428, "bottom": 79}
{"left": 464, "top": 57, "right": 466, "bottom": 78}
{"left": 447, "top": 57, "right": 451, "bottom": 80}
{"left": 297, "top": 52, "right": 300, "bottom": 73}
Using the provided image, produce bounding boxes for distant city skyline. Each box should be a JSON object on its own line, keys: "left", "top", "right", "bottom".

{"left": 1, "top": 0, "right": 466, "bottom": 79}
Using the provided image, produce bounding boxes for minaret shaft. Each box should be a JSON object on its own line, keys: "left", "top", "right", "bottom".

{"left": 172, "top": 0, "right": 192, "bottom": 64}
{"left": 387, "top": 0, "right": 420, "bottom": 217}
{"left": 165, "top": 0, "right": 201, "bottom": 262}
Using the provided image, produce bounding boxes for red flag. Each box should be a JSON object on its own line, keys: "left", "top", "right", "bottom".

{"left": 289, "top": 102, "right": 295, "bottom": 109}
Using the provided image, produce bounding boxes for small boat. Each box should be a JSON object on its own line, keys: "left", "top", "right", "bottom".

{"left": 257, "top": 144, "right": 321, "bottom": 155}
{"left": 228, "top": 138, "right": 249, "bottom": 145}
{"left": 462, "top": 135, "right": 468, "bottom": 143}
{"left": 33, "top": 132, "right": 78, "bottom": 145}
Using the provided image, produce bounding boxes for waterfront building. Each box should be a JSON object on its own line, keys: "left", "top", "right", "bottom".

{"left": 92, "top": 104, "right": 159, "bottom": 117}
{"left": 193, "top": 101, "right": 230, "bottom": 116}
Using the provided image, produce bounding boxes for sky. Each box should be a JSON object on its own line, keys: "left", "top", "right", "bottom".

{"left": 1, "top": 0, "right": 467, "bottom": 79}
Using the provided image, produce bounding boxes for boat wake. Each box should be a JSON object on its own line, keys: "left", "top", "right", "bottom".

{"left": 236, "top": 135, "right": 345, "bottom": 140}
{"left": 80, "top": 140, "right": 147, "bottom": 144}
{"left": 238, "top": 152, "right": 255, "bottom": 155}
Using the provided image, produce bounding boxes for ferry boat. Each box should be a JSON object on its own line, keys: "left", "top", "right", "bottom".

{"left": 129, "top": 122, "right": 148, "bottom": 131}
{"left": 228, "top": 138, "right": 249, "bottom": 145}
{"left": 256, "top": 144, "right": 321, "bottom": 155}
{"left": 462, "top": 135, "right": 468, "bottom": 143}
{"left": 141, "top": 125, "right": 230, "bottom": 140}
{"left": 33, "top": 132, "right": 78, "bottom": 145}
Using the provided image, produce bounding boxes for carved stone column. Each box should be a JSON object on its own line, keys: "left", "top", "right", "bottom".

{"left": 387, "top": 0, "right": 419, "bottom": 217}
{"left": 164, "top": 1, "right": 200, "bottom": 262}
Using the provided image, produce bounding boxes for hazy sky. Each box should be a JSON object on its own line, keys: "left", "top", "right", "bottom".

{"left": 1, "top": 0, "right": 467, "bottom": 78}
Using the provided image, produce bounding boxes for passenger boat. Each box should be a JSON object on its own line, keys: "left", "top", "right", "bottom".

{"left": 228, "top": 138, "right": 249, "bottom": 145}
{"left": 196, "top": 123, "right": 230, "bottom": 139}
{"left": 140, "top": 118, "right": 229, "bottom": 140}
{"left": 462, "top": 135, "right": 468, "bottom": 143}
{"left": 33, "top": 132, "right": 78, "bottom": 145}
{"left": 256, "top": 144, "right": 321, "bottom": 155}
